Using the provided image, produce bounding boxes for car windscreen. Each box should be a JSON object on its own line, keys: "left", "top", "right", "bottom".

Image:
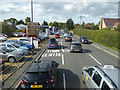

{"left": 12, "top": 44, "right": 20, "bottom": 48}
{"left": 6, "top": 48, "right": 14, "bottom": 53}
{"left": 82, "top": 37, "right": 88, "bottom": 39}
{"left": 25, "top": 72, "right": 51, "bottom": 80}
{"left": 49, "top": 39, "right": 57, "bottom": 43}
{"left": 72, "top": 43, "right": 81, "bottom": 47}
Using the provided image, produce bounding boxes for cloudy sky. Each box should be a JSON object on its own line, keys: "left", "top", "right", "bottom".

{"left": 0, "top": 0, "right": 119, "bottom": 25}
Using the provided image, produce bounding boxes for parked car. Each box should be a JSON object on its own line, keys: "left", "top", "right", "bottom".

{"left": 65, "top": 36, "right": 72, "bottom": 42}
{"left": 48, "top": 38, "right": 59, "bottom": 49}
{"left": 70, "top": 41, "right": 83, "bottom": 53}
{"left": 82, "top": 65, "right": 120, "bottom": 89}
{"left": 55, "top": 34, "right": 60, "bottom": 38}
{"left": 0, "top": 33, "right": 8, "bottom": 37}
{"left": 0, "top": 43, "right": 29, "bottom": 55}
{"left": 5, "top": 40, "right": 33, "bottom": 50}
{"left": 0, "top": 34, "right": 7, "bottom": 42}
{"left": 17, "top": 37, "right": 31, "bottom": 43}
{"left": 21, "top": 60, "right": 59, "bottom": 88}
{"left": 0, "top": 47, "right": 24, "bottom": 63}
{"left": 39, "top": 33, "right": 46, "bottom": 41}
{"left": 80, "top": 36, "right": 89, "bottom": 44}
{"left": 0, "top": 58, "right": 5, "bottom": 71}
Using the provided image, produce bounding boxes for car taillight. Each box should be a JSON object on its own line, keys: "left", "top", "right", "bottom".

{"left": 48, "top": 44, "right": 50, "bottom": 46}
{"left": 49, "top": 77, "right": 54, "bottom": 83}
{"left": 55, "top": 44, "right": 58, "bottom": 46}
{"left": 71, "top": 46, "right": 73, "bottom": 48}
{"left": 21, "top": 79, "right": 25, "bottom": 84}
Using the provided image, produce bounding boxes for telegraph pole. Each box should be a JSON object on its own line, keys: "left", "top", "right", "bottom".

{"left": 80, "top": 16, "right": 82, "bottom": 36}
{"left": 31, "top": 0, "right": 33, "bottom": 22}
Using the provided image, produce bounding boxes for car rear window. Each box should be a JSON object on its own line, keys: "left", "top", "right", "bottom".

{"left": 49, "top": 39, "right": 56, "bottom": 43}
{"left": 82, "top": 37, "right": 88, "bottom": 39}
{"left": 25, "top": 72, "right": 51, "bottom": 80}
{"left": 72, "top": 43, "right": 81, "bottom": 46}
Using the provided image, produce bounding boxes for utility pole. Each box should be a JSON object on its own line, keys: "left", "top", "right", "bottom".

{"left": 80, "top": 16, "right": 82, "bottom": 36}
{"left": 31, "top": 0, "right": 33, "bottom": 22}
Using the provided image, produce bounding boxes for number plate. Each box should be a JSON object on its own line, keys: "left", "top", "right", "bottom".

{"left": 75, "top": 50, "right": 79, "bottom": 51}
{"left": 51, "top": 45, "right": 54, "bottom": 46}
{"left": 30, "top": 85, "right": 43, "bottom": 88}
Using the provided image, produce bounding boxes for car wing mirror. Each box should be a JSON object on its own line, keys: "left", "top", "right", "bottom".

{"left": 2, "top": 51, "right": 6, "bottom": 54}
{"left": 55, "top": 62, "right": 59, "bottom": 67}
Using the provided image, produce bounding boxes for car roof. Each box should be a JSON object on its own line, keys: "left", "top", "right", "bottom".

{"left": 71, "top": 41, "right": 81, "bottom": 44}
{"left": 97, "top": 66, "right": 120, "bottom": 89}
{"left": 27, "top": 60, "right": 53, "bottom": 73}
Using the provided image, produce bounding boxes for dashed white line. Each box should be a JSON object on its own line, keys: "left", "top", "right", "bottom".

{"left": 63, "top": 73, "right": 66, "bottom": 90}
{"left": 62, "top": 54, "right": 65, "bottom": 65}
{"left": 89, "top": 54, "right": 102, "bottom": 65}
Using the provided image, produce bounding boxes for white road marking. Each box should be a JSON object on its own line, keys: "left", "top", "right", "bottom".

{"left": 15, "top": 80, "right": 21, "bottom": 88}
{"left": 63, "top": 73, "right": 66, "bottom": 90}
{"left": 62, "top": 54, "right": 65, "bottom": 65}
{"left": 92, "top": 44, "right": 119, "bottom": 58}
{"left": 89, "top": 54, "right": 102, "bottom": 65}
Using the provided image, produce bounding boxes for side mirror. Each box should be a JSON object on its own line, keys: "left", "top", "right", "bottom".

{"left": 55, "top": 63, "right": 59, "bottom": 67}
{"left": 85, "top": 69, "right": 88, "bottom": 72}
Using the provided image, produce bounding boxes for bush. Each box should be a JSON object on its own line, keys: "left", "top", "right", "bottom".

{"left": 71, "top": 27, "right": 119, "bottom": 50}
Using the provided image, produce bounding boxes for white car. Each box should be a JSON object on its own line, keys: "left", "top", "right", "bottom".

{"left": 0, "top": 35, "right": 7, "bottom": 41}
{"left": 82, "top": 65, "right": 120, "bottom": 89}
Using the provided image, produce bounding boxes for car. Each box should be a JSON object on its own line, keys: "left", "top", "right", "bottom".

{"left": 0, "top": 34, "right": 7, "bottom": 42}
{"left": 80, "top": 36, "right": 89, "bottom": 44}
{"left": 0, "top": 58, "right": 5, "bottom": 71}
{"left": 82, "top": 65, "right": 120, "bottom": 89}
{"left": 0, "top": 33, "right": 8, "bottom": 37}
{"left": 20, "top": 60, "right": 59, "bottom": 88}
{"left": 55, "top": 34, "right": 60, "bottom": 38}
{"left": 5, "top": 40, "right": 33, "bottom": 50}
{"left": 17, "top": 37, "right": 31, "bottom": 43}
{"left": 32, "top": 37, "right": 41, "bottom": 44}
{"left": 65, "top": 36, "right": 72, "bottom": 42}
{"left": 70, "top": 41, "right": 83, "bottom": 53}
{"left": 0, "top": 47, "right": 24, "bottom": 63}
{"left": 48, "top": 38, "right": 59, "bottom": 49}
{"left": 69, "top": 32, "right": 73, "bottom": 36}
{"left": 64, "top": 33, "right": 69, "bottom": 38}
{"left": 0, "top": 43, "right": 30, "bottom": 55}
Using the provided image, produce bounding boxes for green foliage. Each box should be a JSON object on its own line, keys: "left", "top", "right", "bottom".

{"left": 101, "top": 28, "right": 111, "bottom": 31}
{"left": 72, "top": 27, "right": 119, "bottom": 51}
{"left": 42, "top": 21, "right": 48, "bottom": 25}
{"left": 25, "top": 17, "right": 31, "bottom": 25}
{"left": 66, "top": 18, "right": 74, "bottom": 30}
{"left": 4, "top": 18, "right": 17, "bottom": 25}
{"left": 1, "top": 23, "right": 16, "bottom": 36}
{"left": 16, "top": 19, "right": 25, "bottom": 25}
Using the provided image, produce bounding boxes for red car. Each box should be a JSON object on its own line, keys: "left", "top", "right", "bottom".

{"left": 55, "top": 34, "right": 60, "bottom": 38}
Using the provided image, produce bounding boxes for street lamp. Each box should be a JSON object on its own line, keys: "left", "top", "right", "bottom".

{"left": 80, "top": 16, "right": 82, "bottom": 36}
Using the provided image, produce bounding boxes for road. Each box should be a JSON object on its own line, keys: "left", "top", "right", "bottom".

{"left": 40, "top": 34, "right": 118, "bottom": 89}
{"left": 2, "top": 34, "right": 119, "bottom": 89}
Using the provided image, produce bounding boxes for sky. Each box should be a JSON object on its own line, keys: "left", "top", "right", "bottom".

{"left": 0, "top": 0, "right": 119, "bottom": 25}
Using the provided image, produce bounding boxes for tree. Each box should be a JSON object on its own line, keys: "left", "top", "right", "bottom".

{"left": 4, "top": 18, "right": 17, "bottom": 25}
{"left": 25, "top": 17, "right": 31, "bottom": 25}
{"left": 66, "top": 18, "right": 74, "bottom": 31}
{"left": 16, "top": 19, "right": 25, "bottom": 25}
{"left": 42, "top": 20, "right": 48, "bottom": 25}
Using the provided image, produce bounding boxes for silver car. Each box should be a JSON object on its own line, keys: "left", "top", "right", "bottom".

{"left": 82, "top": 65, "right": 120, "bottom": 89}
{"left": 0, "top": 43, "right": 29, "bottom": 55}
{"left": 0, "top": 48, "right": 24, "bottom": 63}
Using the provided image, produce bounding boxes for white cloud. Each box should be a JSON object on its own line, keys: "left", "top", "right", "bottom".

{"left": 64, "top": 4, "right": 73, "bottom": 10}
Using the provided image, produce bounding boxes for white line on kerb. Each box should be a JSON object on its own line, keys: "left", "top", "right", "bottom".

{"left": 62, "top": 54, "right": 65, "bottom": 65}
{"left": 89, "top": 54, "right": 102, "bottom": 65}
{"left": 63, "top": 73, "right": 66, "bottom": 90}
{"left": 92, "top": 44, "right": 119, "bottom": 58}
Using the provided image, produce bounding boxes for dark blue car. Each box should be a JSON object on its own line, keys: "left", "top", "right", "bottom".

{"left": 5, "top": 40, "right": 32, "bottom": 50}
{"left": 48, "top": 38, "right": 59, "bottom": 49}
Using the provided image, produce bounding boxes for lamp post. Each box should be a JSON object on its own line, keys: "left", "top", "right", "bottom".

{"left": 80, "top": 16, "right": 82, "bottom": 36}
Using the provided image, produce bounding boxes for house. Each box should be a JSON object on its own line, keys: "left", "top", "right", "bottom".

{"left": 99, "top": 18, "right": 120, "bottom": 30}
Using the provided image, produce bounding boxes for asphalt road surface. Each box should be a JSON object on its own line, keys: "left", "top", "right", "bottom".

{"left": 2, "top": 34, "right": 119, "bottom": 89}
{"left": 40, "top": 34, "right": 118, "bottom": 89}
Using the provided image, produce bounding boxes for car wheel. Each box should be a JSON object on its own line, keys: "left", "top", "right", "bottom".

{"left": 82, "top": 72, "right": 85, "bottom": 84}
{"left": 8, "top": 57, "right": 16, "bottom": 63}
